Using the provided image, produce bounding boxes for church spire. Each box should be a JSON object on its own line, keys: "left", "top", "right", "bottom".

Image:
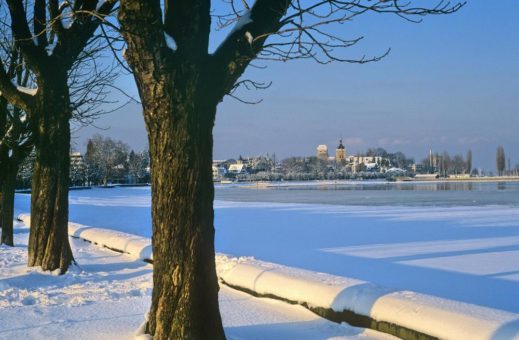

{"left": 336, "top": 138, "right": 347, "bottom": 163}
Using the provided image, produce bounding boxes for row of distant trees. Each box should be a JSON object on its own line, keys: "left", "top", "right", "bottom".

{"left": 364, "top": 148, "right": 415, "bottom": 169}
{"left": 417, "top": 147, "right": 518, "bottom": 177}
{"left": 278, "top": 156, "right": 390, "bottom": 181}
{"left": 16, "top": 144, "right": 516, "bottom": 187}
{"left": 495, "top": 146, "right": 519, "bottom": 176}
{"left": 82, "top": 135, "right": 150, "bottom": 186}
{"left": 419, "top": 150, "right": 473, "bottom": 176}
{"left": 16, "top": 135, "right": 150, "bottom": 188}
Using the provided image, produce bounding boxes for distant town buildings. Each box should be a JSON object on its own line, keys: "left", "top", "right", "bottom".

{"left": 345, "top": 155, "right": 388, "bottom": 173}
{"left": 210, "top": 139, "right": 490, "bottom": 182}
{"left": 312, "top": 140, "right": 391, "bottom": 174}
{"left": 228, "top": 163, "right": 247, "bottom": 175}
{"left": 70, "top": 152, "right": 87, "bottom": 186}
{"left": 70, "top": 152, "right": 85, "bottom": 170}
{"left": 212, "top": 165, "right": 226, "bottom": 180}
{"left": 212, "top": 155, "right": 277, "bottom": 181}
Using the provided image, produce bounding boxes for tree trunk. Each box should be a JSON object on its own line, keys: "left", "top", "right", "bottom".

{"left": 27, "top": 75, "right": 73, "bottom": 274}
{"left": 1, "top": 160, "right": 18, "bottom": 246}
{"left": 0, "top": 180, "right": 3, "bottom": 237}
{"left": 119, "top": 1, "right": 225, "bottom": 336}
{"left": 0, "top": 107, "right": 6, "bottom": 241}
{"left": 140, "top": 80, "right": 225, "bottom": 339}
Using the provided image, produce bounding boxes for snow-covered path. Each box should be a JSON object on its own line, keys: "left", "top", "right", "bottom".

{"left": 0, "top": 221, "right": 392, "bottom": 340}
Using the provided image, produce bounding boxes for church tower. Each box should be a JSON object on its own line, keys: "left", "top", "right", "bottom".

{"left": 336, "top": 139, "right": 347, "bottom": 164}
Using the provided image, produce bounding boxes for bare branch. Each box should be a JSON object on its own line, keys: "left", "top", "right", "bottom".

{"left": 0, "top": 58, "right": 35, "bottom": 114}
{"left": 34, "top": 0, "right": 49, "bottom": 48}
{"left": 212, "top": 0, "right": 464, "bottom": 99}
{"left": 5, "top": 0, "right": 48, "bottom": 74}
{"left": 212, "top": 0, "right": 292, "bottom": 97}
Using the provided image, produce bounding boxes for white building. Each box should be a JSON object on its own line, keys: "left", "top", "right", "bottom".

{"left": 212, "top": 166, "right": 226, "bottom": 181}
{"left": 70, "top": 152, "right": 87, "bottom": 186}
{"left": 316, "top": 145, "right": 328, "bottom": 160}
{"left": 228, "top": 163, "right": 248, "bottom": 175}
{"left": 347, "top": 156, "right": 385, "bottom": 165}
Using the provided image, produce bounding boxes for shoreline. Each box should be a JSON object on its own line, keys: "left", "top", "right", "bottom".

{"left": 229, "top": 177, "right": 519, "bottom": 189}
{"left": 393, "top": 176, "right": 519, "bottom": 183}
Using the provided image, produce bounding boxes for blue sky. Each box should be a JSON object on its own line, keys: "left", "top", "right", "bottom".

{"left": 73, "top": 0, "right": 519, "bottom": 171}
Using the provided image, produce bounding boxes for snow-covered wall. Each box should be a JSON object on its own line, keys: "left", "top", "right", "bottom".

{"left": 216, "top": 255, "right": 519, "bottom": 340}
{"left": 18, "top": 214, "right": 152, "bottom": 261}
{"left": 17, "top": 214, "right": 519, "bottom": 340}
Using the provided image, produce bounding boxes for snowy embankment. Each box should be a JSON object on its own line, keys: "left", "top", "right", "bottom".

{"left": 17, "top": 214, "right": 519, "bottom": 340}
{"left": 3, "top": 219, "right": 387, "bottom": 340}
{"left": 217, "top": 256, "right": 519, "bottom": 340}
{"left": 18, "top": 215, "right": 152, "bottom": 262}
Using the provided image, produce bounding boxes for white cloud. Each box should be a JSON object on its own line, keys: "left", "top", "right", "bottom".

{"left": 343, "top": 137, "right": 365, "bottom": 146}
{"left": 457, "top": 137, "right": 487, "bottom": 145}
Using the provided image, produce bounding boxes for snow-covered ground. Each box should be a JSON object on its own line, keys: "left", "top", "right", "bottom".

{"left": 14, "top": 186, "right": 518, "bottom": 312}
{"left": 0, "top": 219, "right": 392, "bottom": 340}
{"left": 215, "top": 201, "right": 519, "bottom": 313}
{"left": 6, "top": 185, "right": 519, "bottom": 338}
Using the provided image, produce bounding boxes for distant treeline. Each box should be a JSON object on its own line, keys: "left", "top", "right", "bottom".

{"left": 16, "top": 134, "right": 150, "bottom": 188}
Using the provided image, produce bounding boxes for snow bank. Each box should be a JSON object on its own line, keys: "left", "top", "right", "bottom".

{"left": 215, "top": 255, "right": 364, "bottom": 308}
{"left": 17, "top": 213, "right": 519, "bottom": 339}
{"left": 216, "top": 255, "right": 519, "bottom": 340}
{"left": 68, "top": 223, "right": 152, "bottom": 261}
{"left": 17, "top": 214, "right": 152, "bottom": 261}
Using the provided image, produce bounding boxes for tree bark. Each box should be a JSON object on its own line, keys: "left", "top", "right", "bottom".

{"left": 1, "top": 160, "right": 18, "bottom": 246}
{"left": 27, "top": 73, "right": 73, "bottom": 274}
{"left": 0, "top": 98, "right": 7, "bottom": 240}
{"left": 0, "top": 178, "right": 4, "bottom": 238}
{"left": 143, "top": 77, "right": 224, "bottom": 339}
{"left": 119, "top": 2, "right": 225, "bottom": 337}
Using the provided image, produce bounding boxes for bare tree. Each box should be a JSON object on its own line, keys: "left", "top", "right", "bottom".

{"left": 466, "top": 149, "right": 472, "bottom": 175}
{"left": 0, "top": 0, "right": 117, "bottom": 273}
{"left": 69, "top": 149, "right": 87, "bottom": 186}
{"left": 117, "top": 0, "right": 463, "bottom": 337}
{"left": 16, "top": 147, "right": 36, "bottom": 188}
{"left": 84, "top": 134, "right": 130, "bottom": 185}
{"left": 0, "top": 31, "right": 34, "bottom": 246}
{"left": 0, "top": 106, "right": 32, "bottom": 246}
{"left": 451, "top": 154, "right": 465, "bottom": 174}
{"left": 497, "top": 146, "right": 506, "bottom": 176}
{"left": 0, "top": 25, "right": 122, "bottom": 246}
{"left": 440, "top": 151, "right": 451, "bottom": 177}
{"left": 128, "top": 149, "right": 150, "bottom": 183}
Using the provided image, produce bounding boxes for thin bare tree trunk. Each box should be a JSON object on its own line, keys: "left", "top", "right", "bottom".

{"left": 1, "top": 161, "right": 17, "bottom": 246}
{"left": 0, "top": 98, "right": 7, "bottom": 240}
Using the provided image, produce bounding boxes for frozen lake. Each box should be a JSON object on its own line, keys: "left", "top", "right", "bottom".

{"left": 216, "top": 180, "right": 519, "bottom": 206}
{"left": 14, "top": 181, "right": 519, "bottom": 313}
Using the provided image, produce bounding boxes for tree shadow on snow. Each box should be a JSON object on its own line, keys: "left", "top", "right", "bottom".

{"left": 491, "top": 318, "right": 519, "bottom": 340}
{"left": 225, "top": 319, "right": 365, "bottom": 340}
{"left": 0, "top": 260, "right": 151, "bottom": 291}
